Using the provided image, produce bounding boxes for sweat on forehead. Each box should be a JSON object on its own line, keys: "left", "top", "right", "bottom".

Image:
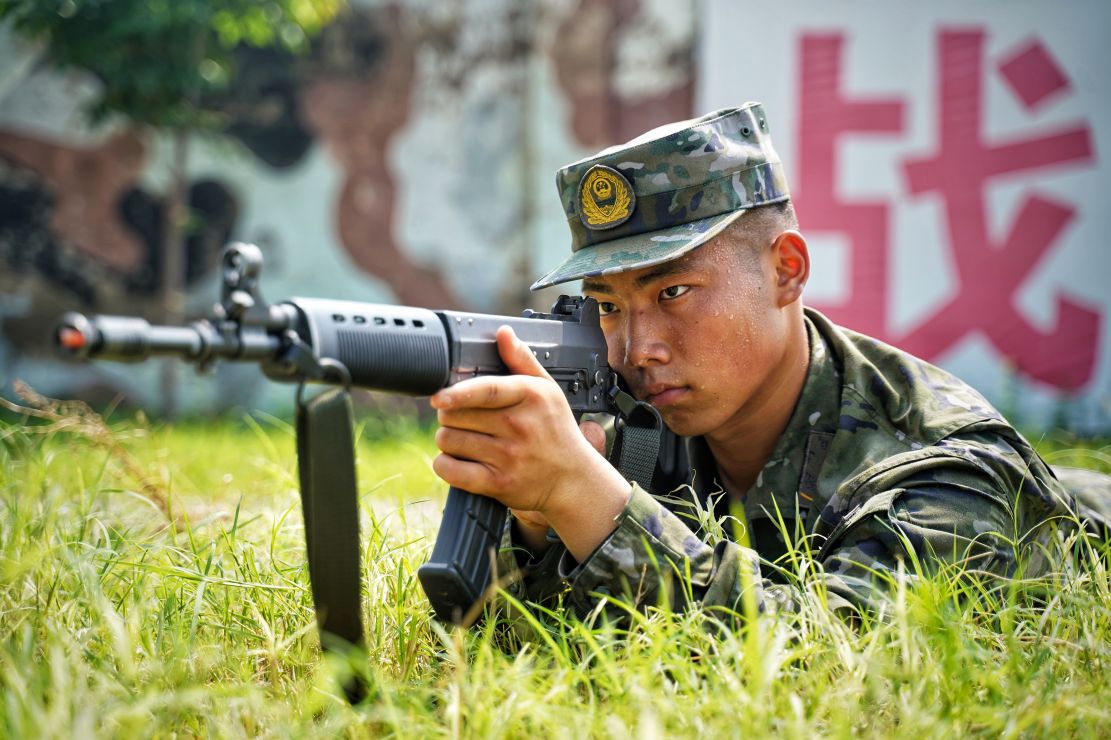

{"left": 580, "top": 203, "right": 796, "bottom": 292}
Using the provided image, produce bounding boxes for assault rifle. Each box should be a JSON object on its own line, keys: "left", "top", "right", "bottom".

{"left": 55, "top": 243, "right": 672, "bottom": 694}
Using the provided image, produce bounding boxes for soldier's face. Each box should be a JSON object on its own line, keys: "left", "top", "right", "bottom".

{"left": 582, "top": 230, "right": 804, "bottom": 440}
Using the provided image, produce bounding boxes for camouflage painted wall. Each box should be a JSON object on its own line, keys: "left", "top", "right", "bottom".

{"left": 0, "top": 0, "right": 694, "bottom": 414}
{"left": 1, "top": 0, "right": 1106, "bottom": 431}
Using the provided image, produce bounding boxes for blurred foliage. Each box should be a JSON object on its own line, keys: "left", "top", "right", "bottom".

{"left": 0, "top": 0, "right": 343, "bottom": 129}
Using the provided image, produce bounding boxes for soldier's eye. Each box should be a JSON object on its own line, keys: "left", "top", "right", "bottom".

{"left": 660, "top": 285, "right": 690, "bottom": 301}
{"left": 597, "top": 301, "right": 618, "bottom": 315}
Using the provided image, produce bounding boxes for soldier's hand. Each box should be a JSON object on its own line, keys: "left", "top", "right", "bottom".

{"left": 508, "top": 421, "right": 605, "bottom": 528}
{"left": 431, "top": 326, "right": 631, "bottom": 561}
{"left": 509, "top": 420, "right": 606, "bottom": 554}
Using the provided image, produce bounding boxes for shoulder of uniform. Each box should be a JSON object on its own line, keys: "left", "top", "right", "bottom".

{"left": 804, "top": 307, "right": 1008, "bottom": 446}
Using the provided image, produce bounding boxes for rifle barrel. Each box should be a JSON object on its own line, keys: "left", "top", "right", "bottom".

{"left": 55, "top": 311, "right": 281, "bottom": 363}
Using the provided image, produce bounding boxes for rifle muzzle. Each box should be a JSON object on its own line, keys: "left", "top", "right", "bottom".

{"left": 55, "top": 312, "right": 205, "bottom": 361}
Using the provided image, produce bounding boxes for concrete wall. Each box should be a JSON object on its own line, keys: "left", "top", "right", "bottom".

{"left": 700, "top": 0, "right": 1111, "bottom": 432}
{"left": 0, "top": 0, "right": 694, "bottom": 414}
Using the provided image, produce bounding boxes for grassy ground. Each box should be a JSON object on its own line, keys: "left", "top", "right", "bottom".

{"left": 1, "top": 395, "right": 1110, "bottom": 738}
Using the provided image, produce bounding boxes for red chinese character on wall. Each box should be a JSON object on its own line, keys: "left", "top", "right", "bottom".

{"left": 793, "top": 33, "right": 905, "bottom": 339}
{"left": 796, "top": 29, "right": 1099, "bottom": 391}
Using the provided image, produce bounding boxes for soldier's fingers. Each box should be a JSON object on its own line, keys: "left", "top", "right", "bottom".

{"left": 496, "top": 326, "right": 554, "bottom": 381}
{"left": 580, "top": 420, "right": 607, "bottom": 456}
{"left": 435, "top": 406, "right": 506, "bottom": 434}
{"left": 431, "top": 375, "right": 527, "bottom": 411}
{"left": 431, "top": 453, "right": 501, "bottom": 496}
{"left": 434, "top": 426, "right": 501, "bottom": 463}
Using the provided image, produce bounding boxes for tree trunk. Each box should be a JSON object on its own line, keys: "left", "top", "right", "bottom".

{"left": 159, "top": 128, "right": 189, "bottom": 419}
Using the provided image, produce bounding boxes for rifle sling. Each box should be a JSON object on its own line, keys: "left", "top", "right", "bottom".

{"left": 296, "top": 387, "right": 368, "bottom": 703}
{"left": 614, "top": 395, "right": 665, "bottom": 494}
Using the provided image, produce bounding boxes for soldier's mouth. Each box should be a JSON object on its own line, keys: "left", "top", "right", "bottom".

{"left": 644, "top": 384, "right": 689, "bottom": 408}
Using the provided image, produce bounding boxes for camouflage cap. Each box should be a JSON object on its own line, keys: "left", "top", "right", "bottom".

{"left": 531, "top": 103, "right": 790, "bottom": 290}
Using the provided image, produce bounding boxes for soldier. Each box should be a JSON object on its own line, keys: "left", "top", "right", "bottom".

{"left": 429, "top": 103, "right": 1105, "bottom": 617}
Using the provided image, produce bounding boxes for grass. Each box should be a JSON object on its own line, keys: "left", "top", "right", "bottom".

{"left": 1, "top": 394, "right": 1110, "bottom": 738}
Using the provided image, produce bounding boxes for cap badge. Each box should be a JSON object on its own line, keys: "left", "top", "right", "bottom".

{"left": 578, "top": 165, "right": 635, "bottom": 230}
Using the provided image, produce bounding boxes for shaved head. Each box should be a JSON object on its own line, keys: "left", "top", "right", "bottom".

{"left": 723, "top": 200, "right": 799, "bottom": 265}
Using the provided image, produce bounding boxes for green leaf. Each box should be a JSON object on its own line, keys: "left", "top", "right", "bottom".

{"left": 0, "top": 0, "right": 343, "bottom": 131}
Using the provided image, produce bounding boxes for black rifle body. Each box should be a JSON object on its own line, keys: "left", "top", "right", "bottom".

{"left": 56, "top": 246, "right": 625, "bottom": 624}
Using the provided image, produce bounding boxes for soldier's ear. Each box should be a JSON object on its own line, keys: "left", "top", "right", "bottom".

{"left": 771, "top": 230, "right": 809, "bottom": 306}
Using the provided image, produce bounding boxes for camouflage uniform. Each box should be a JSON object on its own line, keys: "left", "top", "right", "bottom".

{"left": 500, "top": 308, "right": 1077, "bottom": 617}
{"left": 498, "top": 103, "right": 1108, "bottom": 619}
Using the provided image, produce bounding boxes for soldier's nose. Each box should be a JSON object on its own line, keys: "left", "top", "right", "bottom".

{"left": 624, "top": 321, "right": 670, "bottom": 368}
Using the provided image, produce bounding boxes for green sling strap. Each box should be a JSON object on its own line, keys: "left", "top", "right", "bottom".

{"left": 296, "top": 387, "right": 368, "bottom": 703}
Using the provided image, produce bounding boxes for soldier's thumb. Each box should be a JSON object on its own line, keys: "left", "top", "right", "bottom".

{"left": 496, "top": 325, "right": 552, "bottom": 380}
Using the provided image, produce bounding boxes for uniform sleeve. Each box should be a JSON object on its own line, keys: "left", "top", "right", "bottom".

{"left": 558, "top": 484, "right": 771, "bottom": 616}
{"left": 815, "top": 478, "right": 1021, "bottom": 614}
{"left": 497, "top": 437, "right": 1065, "bottom": 622}
{"left": 496, "top": 516, "right": 568, "bottom": 605}
{"left": 547, "top": 479, "right": 1019, "bottom": 621}
{"left": 498, "top": 484, "right": 782, "bottom": 619}
{"left": 814, "top": 435, "right": 1068, "bottom": 616}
